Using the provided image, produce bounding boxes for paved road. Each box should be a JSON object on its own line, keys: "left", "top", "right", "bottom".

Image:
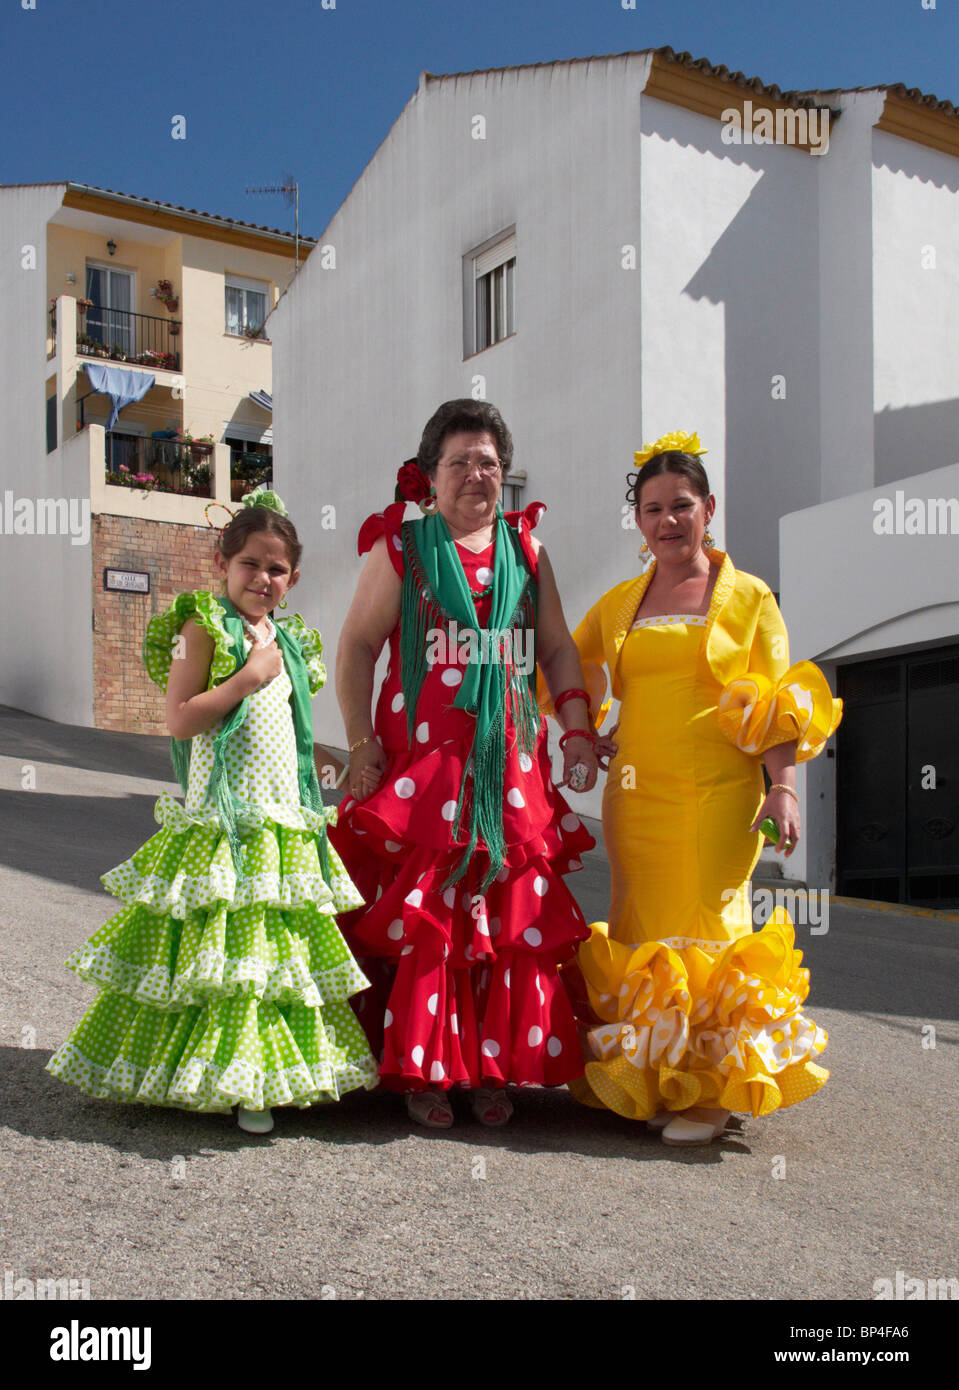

{"left": 1, "top": 704, "right": 957, "bottom": 1300}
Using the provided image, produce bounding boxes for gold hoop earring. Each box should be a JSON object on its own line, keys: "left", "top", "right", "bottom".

{"left": 419, "top": 489, "right": 438, "bottom": 515}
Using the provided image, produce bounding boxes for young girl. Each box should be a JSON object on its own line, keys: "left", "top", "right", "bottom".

{"left": 46, "top": 488, "right": 379, "bottom": 1133}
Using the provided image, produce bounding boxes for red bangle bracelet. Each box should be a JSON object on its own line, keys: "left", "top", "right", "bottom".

{"left": 559, "top": 728, "right": 595, "bottom": 749}
{"left": 555, "top": 687, "right": 591, "bottom": 714}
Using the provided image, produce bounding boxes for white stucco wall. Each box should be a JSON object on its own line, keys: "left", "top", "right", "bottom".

{"left": 780, "top": 462, "right": 959, "bottom": 664}
{"left": 272, "top": 61, "right": 959, "bottom": 865}
{"left": 273, "top": 54, "right": 657, "bottom": 776}
{"left": 872, "top": 129, "right": 959, "bottom": 487}
{"left": 816, "top": 91, "right": 886, "bottom": 504}
{"left": 781, "top": 462, "right": 959, "bottom": 891}
{"left": 274, "top": 59, "right": 842, "bottom": 770}
{"left": 0, "top": 185, "right": 95, "bottom": 726}
{"left": 640, "top": 96, "right": 822, "bottom": 587}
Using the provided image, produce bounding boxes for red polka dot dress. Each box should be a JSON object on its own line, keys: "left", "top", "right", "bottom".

{"left": 331, "top": 505, "right": 595, "bottom": 1093}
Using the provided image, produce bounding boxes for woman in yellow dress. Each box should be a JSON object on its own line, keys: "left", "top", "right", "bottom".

{"left": 559, "top": 432, "right": 842, "bottom": 1145}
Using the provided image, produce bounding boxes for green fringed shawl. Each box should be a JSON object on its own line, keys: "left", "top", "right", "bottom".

{"left": 400, "top": 507, "right": 539, "bottom": 892}
{"left": 167, "top": 595, "right": 333, "bottom": 883}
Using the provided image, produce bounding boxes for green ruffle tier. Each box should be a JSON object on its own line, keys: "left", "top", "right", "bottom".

{"left": 46, "top": 806, "right": 378, "bottom": 1112}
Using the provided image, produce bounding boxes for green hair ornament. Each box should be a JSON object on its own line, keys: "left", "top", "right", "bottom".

{"left": 241, "top": 485, "right": 288, "bottom": 516}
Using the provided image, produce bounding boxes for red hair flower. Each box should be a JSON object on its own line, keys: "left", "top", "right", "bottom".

{"left": 396, "top": 459, "right": 431, "bottom": 504}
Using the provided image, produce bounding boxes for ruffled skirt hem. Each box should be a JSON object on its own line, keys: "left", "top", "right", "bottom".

{"left": 573, "top": 916, "right": 829, "bottom": 1120}
{"left": 46, "top": 1039, "right": 379, "bottom": 1111}
{"left": 46, "top": 993, "right": 380, "bottom": 1111}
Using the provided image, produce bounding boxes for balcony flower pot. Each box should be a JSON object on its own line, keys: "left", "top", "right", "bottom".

{"left": 152, "top": 280, "right": 179, "bottom": 314}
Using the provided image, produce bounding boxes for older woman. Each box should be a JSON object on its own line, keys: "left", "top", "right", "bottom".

{"left": 563, "top": 432, "right": 842, "bottom": 1145}
{"left": 330, "top": 399, "right": 599, "bottom": 1127}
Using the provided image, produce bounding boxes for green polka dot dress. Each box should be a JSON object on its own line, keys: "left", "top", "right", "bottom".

{"left": 46, "top": 591, "right": 379, "bottom": 1113}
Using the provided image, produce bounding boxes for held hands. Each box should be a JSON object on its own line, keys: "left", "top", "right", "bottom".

{"left": 559, "top": 735, "right": 599, "bottom": 794}
{"left": 348, "top": 737, "right": 388, "bottom": 802}
{"left": 751, "top": 787, "right": 801, "bottom": 857}
{"left": 593, "top": 721, "right": 620, "bottom": 771}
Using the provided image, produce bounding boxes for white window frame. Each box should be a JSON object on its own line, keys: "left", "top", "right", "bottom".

{"left": 225, "top": 273, "right": 271, "bottom": 337}
{"left": 501, "top": 468, "right": 526, "bottom": 513}
{"left": 85, "top": 262, "right": 137, "bottom": 355}
{"left": 463, "top": 228, "right": 515, "bottom": 357}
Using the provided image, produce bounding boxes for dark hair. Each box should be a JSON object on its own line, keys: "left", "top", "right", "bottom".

{"left": 217, "top": 506, "right": 302, "bottom": 572}
{"left": 626, "top": 451, "right": 711, "bottom": 511}
{"left": 416, "top": 399, "right": 513, "bottom": 477}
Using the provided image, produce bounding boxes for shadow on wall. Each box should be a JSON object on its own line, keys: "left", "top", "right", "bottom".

{"left": 640, "top": 112, "right": 823, "bottom": 587}
{"left": 873, "top": 137, "right": 959, "bottom": 192}
{"left": 875, "top": 400, "right": 959, "bottom": 487}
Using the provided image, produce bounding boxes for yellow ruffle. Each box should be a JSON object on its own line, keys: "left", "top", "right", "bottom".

{"left": 716, "top": 660, "right": 842, "bottom": 762}
{"left": 575, "top": 917, "right": 828, "bottom": 1120}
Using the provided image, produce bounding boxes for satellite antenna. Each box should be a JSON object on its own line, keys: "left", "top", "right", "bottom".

{"left": 245, "top": 173, "right": 300, "bottom": 271}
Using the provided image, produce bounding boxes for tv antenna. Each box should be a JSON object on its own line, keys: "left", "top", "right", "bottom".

{"left": 245, "top": 173, "right": 300, "bottom": 272}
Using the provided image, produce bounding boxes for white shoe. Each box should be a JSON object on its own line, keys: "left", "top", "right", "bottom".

{"left": 237, "top": 1106, "right": 274, "bottom": 1134}
{"left": 661, "top": 1112, "right": 728, "bottom": 1146}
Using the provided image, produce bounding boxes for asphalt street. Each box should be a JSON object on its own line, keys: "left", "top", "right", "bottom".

{"left": 1, "top": 703, "right": 957, "bottom": 1301}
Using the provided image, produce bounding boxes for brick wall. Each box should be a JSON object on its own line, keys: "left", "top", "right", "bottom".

{"left": 92, "top": 514, "right": 219, "bottom": 733}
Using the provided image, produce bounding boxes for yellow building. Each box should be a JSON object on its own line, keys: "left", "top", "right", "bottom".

{"left": 1, "top": 181, "right": 313, "bottom": 730}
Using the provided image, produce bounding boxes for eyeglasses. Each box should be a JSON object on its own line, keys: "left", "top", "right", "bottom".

{"left": 438, "top": 459, "right": 502, "bottom": 477}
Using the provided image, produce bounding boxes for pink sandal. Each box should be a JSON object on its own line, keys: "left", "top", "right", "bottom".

{"left": 406, "top": 1090, "right": 454, "bottom": 1129}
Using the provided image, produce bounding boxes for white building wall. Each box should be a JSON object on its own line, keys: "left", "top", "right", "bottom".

{"left": 273, "top": 54, "right": 656, "bottom": 778}
{"left": 872, "top": 129, "right": 959, "bottom": 486}
{"left": 0, "top": 185, "right": 94, "bottom": 726}
{"left": 817, "top": 91, "right": 886, "bottom": 504}
{"left": 273, "top": 62, "right": 958, "bottom": 871}
{"left": 640, "top": 97, "right": 822, "bottom": 587}
{"left": 781, "top": 462, "right": 959, "bottom": 888}
{"left": 781, "top": 463, "right": 959, "bottom": 664}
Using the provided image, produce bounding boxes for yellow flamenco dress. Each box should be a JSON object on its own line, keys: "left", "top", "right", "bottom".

{"left": 558, "top": 549, "right": 842, "bottom": 1121}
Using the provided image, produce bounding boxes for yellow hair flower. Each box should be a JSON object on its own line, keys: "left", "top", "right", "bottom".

{"left": 633, "top": 431, "right": 708, "bottom": 468}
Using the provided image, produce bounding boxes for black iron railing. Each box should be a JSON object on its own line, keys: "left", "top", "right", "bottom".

{"left": 98, "top": 435, "right": 212, "bottom": 497}
{"left": 77, "top": 306, "right": 181, "bottom": 371}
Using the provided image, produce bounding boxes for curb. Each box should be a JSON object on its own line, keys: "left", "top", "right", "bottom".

{"left": 831, "top": 895, "right": 959, "bottom": 922}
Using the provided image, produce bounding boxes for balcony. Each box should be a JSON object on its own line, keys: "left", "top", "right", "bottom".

{"left": 76, "top": 305, "right": 181, "bottom": 370}
{"left": 102, "top": 435, "right": 213, "bottom": 498}
{"left": 63, "top": 424, "right": 232, "bottom": 525}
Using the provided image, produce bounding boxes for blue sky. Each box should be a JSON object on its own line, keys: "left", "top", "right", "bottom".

{"left": 2, "top": 0, "right": 956, "bottom": 236}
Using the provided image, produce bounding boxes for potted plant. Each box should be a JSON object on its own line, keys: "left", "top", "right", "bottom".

{"left": 189, "top": 432, "right": 215, "bottom": 460}
{"left": 243, "top": 321, "right": 265, "bottom": 340}
{"left": 108, "top": 465, "right": 158, "bottom": 493}
{"left": 183, "top": 460, "right": 212, "bottom": 496}
{"left": 152, "top": 279, "right": 179, "bottom": 314}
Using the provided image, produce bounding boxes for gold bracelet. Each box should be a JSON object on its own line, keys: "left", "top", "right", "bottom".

{"left": 769, "top": 783, "right": 799, "bottom": 803}
{"left": 349, "top": 734, "right": 375, "bottom": 754}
